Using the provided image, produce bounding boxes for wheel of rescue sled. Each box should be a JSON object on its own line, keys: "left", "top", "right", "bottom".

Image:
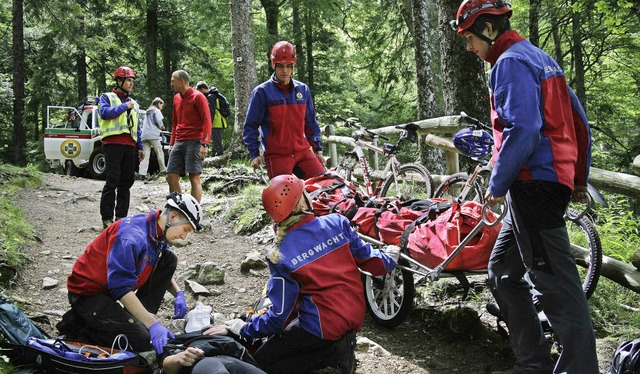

{"left": 363, "top": 258, "right": 415, "bottom": 327}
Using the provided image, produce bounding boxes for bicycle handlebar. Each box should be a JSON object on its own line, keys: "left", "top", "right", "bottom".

{"left": 335, "top": 115, "right": 390, "bottom": 141}
{"left": 460, "top": 111, "right": 492, "bottom": 131}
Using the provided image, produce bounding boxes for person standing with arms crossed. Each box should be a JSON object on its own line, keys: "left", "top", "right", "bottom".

{"left": 450, "top": 1, "right": 597, "bottom": 373}
{"left": 167, "top": 70, "right": 211, "bottom": 203}
{"left": 98, "top": 66, "right": 144, "bottom": 229}
{"left": 243, "top": 40, "right": 325, "bottom": 180}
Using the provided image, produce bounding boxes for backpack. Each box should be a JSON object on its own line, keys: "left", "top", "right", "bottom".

{"left": 21, "top": 336, "right": 151, "bottom": 374}
{"left": 304, "top": 172, "right": 360, "bottom": 220}
{"left": 401, "top": 200, "right": 501, "bottom": 272}
{"left": 0, "top": 296, "right": 150, "bottom": 373}
{"left": 207, "top": 88, "right": 231, "bottom": 119}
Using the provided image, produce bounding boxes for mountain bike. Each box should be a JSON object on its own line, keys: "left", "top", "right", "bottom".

{"left": 433, "top": 111, "right": 602, "bottom": 299}
{"left": 333, "top": 115, "right": 433, "bottom": 202}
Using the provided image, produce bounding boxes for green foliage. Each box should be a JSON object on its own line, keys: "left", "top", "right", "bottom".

{"left": 589, "top": 278, "right": 640, "bottom": 339}
{"left": 592, "top": 196, "right": 640, "bottom": 261}
{"left": 206, "top": 183, "right": 271, "bottom": 236}
{"left": 0, "top": 163, "right": 41, "bottom": 272}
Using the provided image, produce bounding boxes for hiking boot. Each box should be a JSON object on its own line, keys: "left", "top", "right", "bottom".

{"left": 486, "top": 303, "right": 501, "bottom": 318}
{"left": 102, "top": 219, "right": 113, "bottom": 229}
{"left": 136, "top": 174, "right": 146, "bottom": 181}
{"left": 335, "top": 330, "right": 357, "bottom": 374}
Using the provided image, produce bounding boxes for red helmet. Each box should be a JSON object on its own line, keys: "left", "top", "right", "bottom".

{"left": 451, "top": 0, "right": 512, "bottom": 35}
{"left": 270, "top": 41, "right": 297, "bottom": 68}
{"left": 113, "top": 66, "right": 136, "bottom": 81}
{"left": 262, "top": 174, "right": 304, "bottom": 223}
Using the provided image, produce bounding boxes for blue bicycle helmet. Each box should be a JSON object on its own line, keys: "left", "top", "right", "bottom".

{"left": 453, "top": 127, "right": 494, "bottom": 159}
{"left": 609, "top": 339, "right": 640, "bottom": 374}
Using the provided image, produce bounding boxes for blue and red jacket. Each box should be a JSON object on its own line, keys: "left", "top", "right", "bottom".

{"left": 485, "top": 30, "right": 591, "bottom": 197}
{"left": 243, "top": 75, "right": 322, "bottom": 160}
{"left": 240, "top": 214, "right": 396, "bottom": 341}
{"left": 66, "top": 211, "right": 169, "bottom": 301}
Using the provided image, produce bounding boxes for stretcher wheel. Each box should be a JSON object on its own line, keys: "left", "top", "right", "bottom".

{"left": 362, "top": 258, "right": 415, "bottom": 327}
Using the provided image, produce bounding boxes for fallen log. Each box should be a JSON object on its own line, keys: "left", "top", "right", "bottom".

{"left": 572, "top": 244, "right": 640, "bottom": 294}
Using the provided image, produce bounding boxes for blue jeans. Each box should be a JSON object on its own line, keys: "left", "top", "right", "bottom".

{"left": 487, "top": 181, "right": 598, "bottom": 374}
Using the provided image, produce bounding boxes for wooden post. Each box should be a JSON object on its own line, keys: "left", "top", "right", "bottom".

{"left": 424, "top": 134, "right": 460, "bottom": 175}
{"left": 326, "top": 124, "right": 338, "bottom": 168}
{"left": 370, "top": 138, "right": 379, "bottom": 171}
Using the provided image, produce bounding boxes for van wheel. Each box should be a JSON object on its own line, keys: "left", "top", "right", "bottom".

{"left": 64, "top": 160, "right": 84, "bottom": 177}
{"left": 88, "top": 148, "right": 106, "bottom": 179}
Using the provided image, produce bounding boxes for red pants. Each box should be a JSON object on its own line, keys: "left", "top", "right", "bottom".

{"left": 265, "top": 149, "right": 324, "bottom": 180}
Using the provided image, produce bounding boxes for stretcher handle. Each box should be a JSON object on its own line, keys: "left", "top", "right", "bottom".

{"left": 482, "top": 202, "right": 508, "bottom": 227}
{"left": 564, "top": 193, "right": 592, "bottom": 222}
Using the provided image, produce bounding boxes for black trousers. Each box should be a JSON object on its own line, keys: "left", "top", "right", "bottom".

{"left": 100, "top": 143, "right": 137, "bottom": 221}
{"left": 60, "top": 250, "right": 177, "bottom": 352}
{"left": 253, "top": 325, "right": 341, "bottom": 374}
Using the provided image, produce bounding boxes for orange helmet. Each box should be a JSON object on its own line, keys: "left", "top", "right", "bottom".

{"left": 270, "top": 41, "right": 297, "bottom": 68}
{"left": 450, "top": 0, "right": 512, "bottom": 35}
{"left": 262, "top": 174, "right": 304, "bottom": 223}
{"left": 113, "top": 66, "right": 136, "bottom": 81}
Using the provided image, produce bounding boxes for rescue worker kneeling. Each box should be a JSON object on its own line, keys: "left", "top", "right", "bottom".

{"left": 208, "top": 174, "right": 400, "bottom": 374}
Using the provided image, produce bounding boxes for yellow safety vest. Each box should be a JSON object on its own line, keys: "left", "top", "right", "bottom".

{"left": 98, "top": 92, "right": 139, "bottom": 141}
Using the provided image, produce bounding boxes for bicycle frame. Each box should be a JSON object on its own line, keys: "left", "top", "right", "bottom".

{"left": 348, "top": 139, "right": 400, "bottom": 198}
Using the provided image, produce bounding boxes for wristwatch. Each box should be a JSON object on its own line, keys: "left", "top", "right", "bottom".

{"left": 202, "top": 144, "right": 209, "bottom": 148}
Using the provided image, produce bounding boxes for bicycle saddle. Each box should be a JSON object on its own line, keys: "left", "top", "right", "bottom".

{"left": 395, "top": 123, "right": 420, "bottom": 132}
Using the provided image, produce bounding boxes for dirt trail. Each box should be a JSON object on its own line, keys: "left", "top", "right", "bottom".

{"left": 8, "top": 173, "right": 615, "bottom": 373}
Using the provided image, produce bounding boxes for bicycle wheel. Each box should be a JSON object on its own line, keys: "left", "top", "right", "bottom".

{"left": 379, "top": 163, "right": 433, "bottom": 200}
{"left": 434, "top": 172, "right": 485, "bottom": 203}
{"left": 566, "top": 210, "right": 602, "bottom": 299}
{"left": 363, "top": 258, "right": 415, "bottom": 327}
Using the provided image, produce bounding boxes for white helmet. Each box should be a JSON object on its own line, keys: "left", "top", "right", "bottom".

{"left": 166, "top": 192, "right": 202, "bottom": 231}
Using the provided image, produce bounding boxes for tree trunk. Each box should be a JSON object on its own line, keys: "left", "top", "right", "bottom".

{"left": 146, "top": 0, "right": 159, "bottom": 96}
{"left": 76, "top": 45, "right": 87, "bottom": 102}
{"left": 437, "top": 0, "right": 488, "bottom": 176}
{"left": 412, "top": 0, "right": 444, "bottom": 173}
{"left": 528, "top": 0, "right": 541, "bottom": 47}
{"left": 230, "top": 0, "right": 258, "bottom": 152}
{"left": 162, "top": 32, "right": 173, "bottom": 129}
{"left": 260, "top": 0, "right": 279, "bottom": 74}
{"left": 292, "top": 2, "right": 306, "bottom": 83}
{"left": 76, "top": 0, "right": 87, "bottom": 102}
{"left": 437, "top": 0, "right": 489, "bottom": 122}
{"left": 412, "top": 0, "right": 437, "bottom": 120}
{"left": 551, "top": 15, "right": 564, "bottom": 70}
{"left": 570, "top": 0, "right": 586, "bottom": 107}
{"left": 304, "top": 8, "right": 314, "bottom": 91}
{"left": 12, "top": 0, "right": 26, "bottom": 166}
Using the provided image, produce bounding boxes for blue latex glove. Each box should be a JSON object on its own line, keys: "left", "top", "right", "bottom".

{"left": 148, "top": 321, "right": 175, "bottom": 354}
{"left": 173, "top": 291, "right": 187, "bottom": 319}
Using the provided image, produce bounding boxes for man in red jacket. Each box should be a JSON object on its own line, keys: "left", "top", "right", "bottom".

{"left": 167, "top": 70, "right": 211, "bottom": 203}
